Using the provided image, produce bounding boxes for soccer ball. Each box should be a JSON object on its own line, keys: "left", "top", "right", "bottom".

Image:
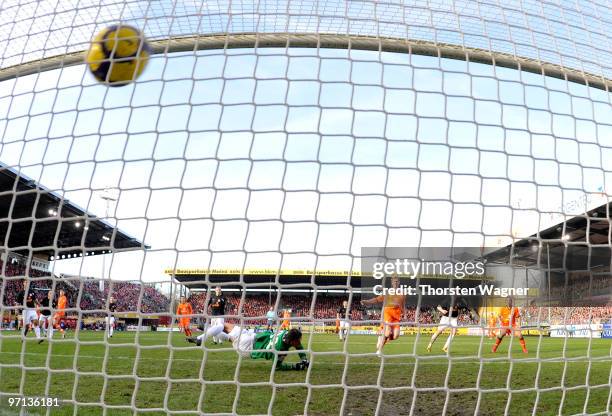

{"left": 86, "top": 25, "right": 150, "bottom": 86}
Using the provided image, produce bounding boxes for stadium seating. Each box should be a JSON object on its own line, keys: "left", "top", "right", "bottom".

{"left": 524, "top": 305, "right": 612, "bottom": 325}
{"left": 188, "top": 292, "right": 472, "bottom": 325}
{"left": 0, "top": 261, "right": 169, "bottom": 314}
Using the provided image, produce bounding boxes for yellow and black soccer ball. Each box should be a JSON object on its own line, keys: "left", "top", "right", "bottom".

{"left": 86, "top": 25, "right": 150, "bottom": 86}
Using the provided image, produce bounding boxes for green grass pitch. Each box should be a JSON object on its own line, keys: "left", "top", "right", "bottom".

{"left": 0, "top": 331, "right": 609, "bottom": 415}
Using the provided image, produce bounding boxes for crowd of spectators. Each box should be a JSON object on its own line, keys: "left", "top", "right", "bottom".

{"left": 1, "top": 261, "right": 169, "bottom": 315}
{"left": 187, "top": 292, "right": 476, "bottom": 325}
{"left": 73, "top": 280, "right": 170, "bottom": 313}
{"left": 2, "top": 276, "right": 75, "bottom": 311}
{"left": 549, "top": 273, "right": 610, "bottom": 300}
{"left": 99, "top": 281, "right": 170, "bottom": 313}
{"left": 188, "top": 292, "right": 610, "bottom": 327}
{"left": 524, "top": 305, "right": 612, "bottom": 325}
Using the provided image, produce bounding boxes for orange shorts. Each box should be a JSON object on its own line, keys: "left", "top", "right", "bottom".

{"left": 280, "top": 320, "right": 290, "bottom": 329}
{"left": 54, "top": 312, "right": 65, "bottom": 320}
{"left": 488, "top": 319, "right": 497, "bottom": 332}
{"left": 382, "top": 307, "right": 402, "bottom": 328}
{"left": 179, "top": 318, "right": 190, "bottom": 328}
{"left": 501, "top": 323, "right": 519, "bottom": 335}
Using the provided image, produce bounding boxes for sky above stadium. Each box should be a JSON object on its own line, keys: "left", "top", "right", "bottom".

{"left": 2, "top": 0, "right": 611, "bottom": 79}
{"left": 0, "top": 48, "right": 611, "bottom": 283}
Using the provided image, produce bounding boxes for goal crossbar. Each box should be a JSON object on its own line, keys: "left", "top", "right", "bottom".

{"left": 1, "top": 33, "right": 610, "bottom": 90}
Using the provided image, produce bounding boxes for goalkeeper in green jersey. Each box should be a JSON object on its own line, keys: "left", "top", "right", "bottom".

{"left": 187, "top": 322, "right": 309, "bottom": 371}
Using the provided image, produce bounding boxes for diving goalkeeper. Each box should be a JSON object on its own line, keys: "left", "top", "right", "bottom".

{"left": 187, "top": 323, "right": 309, "bottom": 371}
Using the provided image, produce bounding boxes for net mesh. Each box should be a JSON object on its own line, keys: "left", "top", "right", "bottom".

{"left": 0, "top": 0, "right": 611, "bottom": 415}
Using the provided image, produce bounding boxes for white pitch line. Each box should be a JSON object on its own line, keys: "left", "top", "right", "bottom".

{"left": 0, "top": 351, "right": 604, "bottom": 366}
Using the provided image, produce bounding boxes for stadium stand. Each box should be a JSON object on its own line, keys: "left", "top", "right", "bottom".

{"left": 188, "top": 292, "right": 610, "bottom": 326}
{"left": 524, "top": 305, "right": 612, "bottom": 325}
{"left": 1, "top": 259, "right": 608, "bottom": 328}
{"left": 1, "top": 261, "right": 169, "bottom": 315}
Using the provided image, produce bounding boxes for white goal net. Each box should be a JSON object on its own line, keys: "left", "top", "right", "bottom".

{"left": 0, "top": 0, "right": 611, "bottom": 415}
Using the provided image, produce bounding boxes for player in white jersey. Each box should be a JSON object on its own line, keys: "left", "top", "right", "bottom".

{"left": 16, "top": 280, "right": 42, "bottom": 342}
{"left": 336, "top": 300, "right": 350, "bottom": 341}
{"left": 266, "top": 307, "right": 276, "bottom": 330}
{"left": 105, "top": 296, "right": 117, "bottom": 338}
{"left": 39, "top": 290, "right": 55, "bottom": 339}
{"left": 427, "top": 298, "right": 466, "bottom": 353}
{"left": 208, "top": 287, "right": 227, "bottom": 344}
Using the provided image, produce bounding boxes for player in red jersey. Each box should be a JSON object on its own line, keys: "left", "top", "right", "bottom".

{"left": 492, "top": 298, "right": 527, "bottom": 353}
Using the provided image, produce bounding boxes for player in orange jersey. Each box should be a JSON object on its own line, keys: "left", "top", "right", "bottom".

{"left": 488, "top": 313, "right": 498, "bottom": 338}
{"left": 280, "top": 309, "right": 291, "bottom": 330}
{"left": 53, "top": 290, "right": 67, "bottom": 339}
{"left": 361, "top": 274, "right": 405, "bottom": 356}
{"left": 176, "top": 296, "right": 193, "bottom": 337}
{"left": 492, "top": 298, "right": 527, "bottom": 353}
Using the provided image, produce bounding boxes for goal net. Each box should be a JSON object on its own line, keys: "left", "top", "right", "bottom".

{"left": 0, "top": 0, "right": 611, "bottom": 415}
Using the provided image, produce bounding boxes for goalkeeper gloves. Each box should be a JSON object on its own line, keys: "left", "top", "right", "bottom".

{"left": 278, "top": 359, "right": 310, "bottom": 371}
{"left": 293, "top": 360, "right": 309, "bottom": 370}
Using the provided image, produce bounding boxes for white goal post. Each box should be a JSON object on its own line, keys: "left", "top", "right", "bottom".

{"left": 0, "top": 0, "right": 611, "bottom": 415}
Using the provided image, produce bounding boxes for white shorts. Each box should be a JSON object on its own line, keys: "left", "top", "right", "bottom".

{"left": 211, "top": 317, "right": 225, "bottom": 327}
{"left": 228, "top": 325, "right": 256, "bottom": 357}
{"left": 438, "top": 316, "right": 458, "bottom": 329}
{"left": 105, "top": 316, "right": 115, "bottom": 326}
{"left": 339, "top": 320, "right": 350, "bottom": 329}
{"left": 23, "top": 309, "right": 38, "bottom": 325}
{"left": 39, "top": 315, "right": 50, "bottom": 326}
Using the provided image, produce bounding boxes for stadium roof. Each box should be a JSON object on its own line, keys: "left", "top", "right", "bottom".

{"left": 166, "top": 269, "right": 365, "bottom": 290}
{"left": 485, "top": 201, "right": 612, "bottom": 271}
{"left": 0, "top": 164, "right": 147, "bottom": 261}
